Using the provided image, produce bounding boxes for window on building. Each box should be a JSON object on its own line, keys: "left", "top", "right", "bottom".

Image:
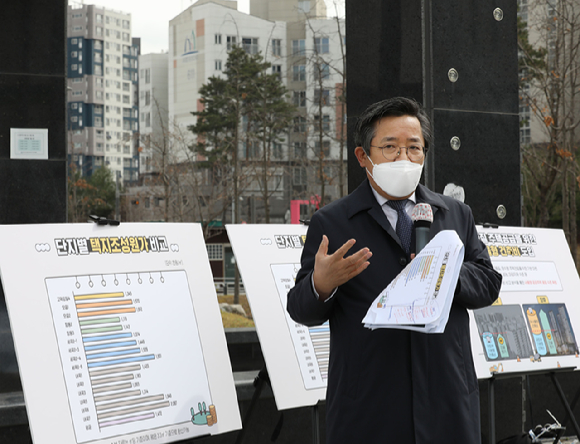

{"left": 215, "top": 60, "right": 222, "bottom": 71}
{"left": 298, "top": 1, "right": 311, "bottom": 13}
{"left": 206, "top": 244, "right": 223, "bottom": 261}
{"left": 78, "top": 40, "right": 83, "bottom": 48}
{"left": 293, "top": 167, "right": 307, "bottom": 185}
{"left": 242, "top": 37, "right": 258, "bottom": 54}
{"left": 271, "top": 39, "right": 282, "bottom": 56}
{"left": 71, "top": 64, "right": 78, "bottom": 71}
{"left": 293, "top": 65, "right": 306, "bottom": 81}
{"left": 273, "top": 142, "right": 283, "bottom": 159}
{"left": 314, "top": 63, "right": 330, "bottom": 81}
{"left": 123, "top": 82, "right": 130, "bottom": 91}
{"left": 314, "top": 88, "right": 330, "bottom": 105}
{"left": 314, "top": 114, "right": 331, "bottom": 132}
{"left": 293, "top": 116, "right": 307, "bottom": 133}
{"left": 145, "top": 113, "right": 151, "bottom": 127}
{"left": 314, "top": 37, "right": 330, "bottom": 54}
{"left": 95, "top": 117, "right": 103, "bottom": 127}
{"left": 227, "top": 35, "right": 237, "bottom": 50}
{"left": 144, "top": 68, "right": 150, "bottom": 84}
{"left": 96, "top": 91, "right": 103, "bottom": 99}
{"left": 145, "top": 91, "right": 150, "bottom": 106}
{"left": 71, "top": 38, "right": 77, "bottom": 45}
{"left": 293, "top": 91, "right": 306, "bottom": 107}
{"left": 71, "top": 51, "right": 78, "bottom": 58}
{"left": 96, "top": 27, "right": 103, "bottom": 36}
{"left": 215, "top": 34, "right": 222, "bottom": 44}
{"left": 294, "top": 142, "right": 307, "bottom": 157}
{"left": 315, "top": 140, "right": 331, "bottom": 157}
{"left": 292, "top": 39, "right": 306, "bottom": 56}
{"left": 271, "top": 65, "right": 281, "bottom": 77}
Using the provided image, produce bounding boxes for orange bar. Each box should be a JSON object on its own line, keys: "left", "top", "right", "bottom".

{"left": 78, "top": 308, "right": 136, "bottom": 318}
{"left": 421, "top": 255, "right": 434, "bottom": 280}
{"left": 76, "top": 300, "right": 133, "bottom": 309}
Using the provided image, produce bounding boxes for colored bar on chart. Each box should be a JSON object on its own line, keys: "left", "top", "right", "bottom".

{"left": 78, "top": 307, "right": 136, "bottom": 318}
{"left": 76, "top": 300, "right": 133, "bottom": 309}
{"left": 87, "top": 354, "right": 155, "bottom": 368}
{"left": 79, "top": 317, "right": 120, "bottom": 326}
{"left": 83, "top": 333, "right": 132, "bottom": 343}
{"left": 74, "top": 292, "right": 125, "bottom": 301}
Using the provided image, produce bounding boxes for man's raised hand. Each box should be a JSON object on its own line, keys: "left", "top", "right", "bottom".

{"left": 312, "top": 235, "right": 372, "bottom": 301}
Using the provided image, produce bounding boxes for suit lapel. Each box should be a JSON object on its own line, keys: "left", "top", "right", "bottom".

{"left": 346, "top": 179, "right": 401, "bottom": 248}
{"left": 345, "top": 181, "right": 449, "bottom": 253}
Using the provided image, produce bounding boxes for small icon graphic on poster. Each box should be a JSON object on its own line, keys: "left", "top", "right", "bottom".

{"left": 191, "top": 402, "right": 217, "bottom": 426}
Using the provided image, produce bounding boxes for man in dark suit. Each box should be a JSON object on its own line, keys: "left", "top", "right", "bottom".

{"left": 287, "top": 97, "right": 502, "bottom": 443}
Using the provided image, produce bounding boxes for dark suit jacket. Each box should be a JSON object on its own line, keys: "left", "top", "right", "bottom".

{"left": 287, "top": 180, "right": 502, "bottom": 444}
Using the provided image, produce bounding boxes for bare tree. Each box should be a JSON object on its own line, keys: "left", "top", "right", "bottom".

{"left": 519, "top": 0, "right": 580, "bottom": 263}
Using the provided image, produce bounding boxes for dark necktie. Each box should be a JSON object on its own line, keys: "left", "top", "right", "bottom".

{"left": 387, "top": 199, "right": 412, "bottom": 254}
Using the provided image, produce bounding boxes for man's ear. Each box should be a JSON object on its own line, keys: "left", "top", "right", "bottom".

{"left": 354, "top": 146, "right": 367, "bottom": 168}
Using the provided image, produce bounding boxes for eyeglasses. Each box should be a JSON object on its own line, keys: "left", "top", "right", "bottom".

{"left": 369, "top": 144, "right": 425, "bottom": 162}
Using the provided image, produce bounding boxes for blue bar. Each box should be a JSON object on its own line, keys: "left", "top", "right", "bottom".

{"left": 84, "top": 341, "right": 137, "bottom": 351}
{"left": 83, "top": 333, "right": 132, "bottom": 343}
{"left": 86, "top": 348, "right": 141, "bottom": 360}
{"left": 87, "top": 354, "right": 155, "bottom": 368}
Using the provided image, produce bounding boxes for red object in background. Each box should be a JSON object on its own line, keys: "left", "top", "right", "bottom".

{"left": 290, "top": 195, "right": 321, "bottom": 224}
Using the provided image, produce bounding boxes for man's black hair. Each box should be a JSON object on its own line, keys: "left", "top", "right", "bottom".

{"left": 354, "top": 97, "right": 433, "bottom": 155}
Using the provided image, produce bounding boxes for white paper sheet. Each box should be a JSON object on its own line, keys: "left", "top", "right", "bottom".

{"left": 363, "top": 230, "right": 464, "bottom": 333}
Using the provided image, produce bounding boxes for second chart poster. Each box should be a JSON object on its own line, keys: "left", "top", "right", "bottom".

{"left": 226, "top": 224, "right": 326, "bottom": 410}
{"left": 471, "top": 226, "right": 580, "bottom": 378}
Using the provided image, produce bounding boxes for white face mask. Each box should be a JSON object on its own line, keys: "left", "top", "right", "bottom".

{"left": 366, "top": 158, "right": 423, "bottom": 198}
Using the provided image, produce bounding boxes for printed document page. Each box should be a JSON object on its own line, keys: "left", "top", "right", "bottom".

{"left": 363, "top": 230, "right": 464, "bottom": 333}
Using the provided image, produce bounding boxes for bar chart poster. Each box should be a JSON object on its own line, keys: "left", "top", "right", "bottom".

{"left": 270, "top": 263, "right": 329, "bottom": 390}
{"left": 0, "top": 223, "right": 241, "bottom": 444}
{"left": 226, "top": 224, "right": 326, "bottom": 411}
{"left": 471, "top": 226, "right": 580, "bottom": 379}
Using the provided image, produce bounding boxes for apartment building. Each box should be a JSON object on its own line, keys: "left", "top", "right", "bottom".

{"left": 138, "top": 53, "right": 169, "bottom": 175}
{"left": 168, "top": 0, "right": 287, "bottom": 144}
{"left": 67, "top": 4, "right": 140, "bottom": 182}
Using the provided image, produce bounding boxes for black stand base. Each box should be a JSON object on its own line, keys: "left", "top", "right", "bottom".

{"left": 487, "top": 367, "right": 579, "bottom": 444}
{"left": 235, "top": 367, "right": 321, "bottom": 444}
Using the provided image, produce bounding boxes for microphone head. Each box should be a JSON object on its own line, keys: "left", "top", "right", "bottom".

{"left": 411, "top": 203, "right": 433, "bottom": 223}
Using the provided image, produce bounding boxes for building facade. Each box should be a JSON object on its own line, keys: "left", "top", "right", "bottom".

{"left": 67, "top": 4, "right": 140, "bottom": 182}
{"left": 138, "top": 53, "right": 169, "bottom": 175}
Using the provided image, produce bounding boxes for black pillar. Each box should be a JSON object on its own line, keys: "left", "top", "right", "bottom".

{"left": 346, "top": 0, "right": 520, "bottom": 227}
{"left": 0, "top": 0, "right": 67, "bottom": 396}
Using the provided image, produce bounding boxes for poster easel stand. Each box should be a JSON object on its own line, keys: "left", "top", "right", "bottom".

{"left": 487, "top": 367, "right": 579, "bottom": 444}
{"left": 235, "top": 367, "right": 321, "bottom": 444}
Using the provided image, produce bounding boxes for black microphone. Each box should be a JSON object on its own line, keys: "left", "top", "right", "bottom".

{"left": 411, "top": 203, "right": 433, "bottom": 253}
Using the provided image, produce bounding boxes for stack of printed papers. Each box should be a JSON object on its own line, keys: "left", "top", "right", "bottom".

{"left": 363, "top": 230, "right": 464, "bottom": 333}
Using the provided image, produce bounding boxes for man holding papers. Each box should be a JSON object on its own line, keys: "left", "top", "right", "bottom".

{"left": 287, "top": 97, "right": 502, "bottom": 444}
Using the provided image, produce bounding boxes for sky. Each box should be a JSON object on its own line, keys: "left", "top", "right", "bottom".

{"left": 69, "top": 0, "right": 345, "bottom": 54}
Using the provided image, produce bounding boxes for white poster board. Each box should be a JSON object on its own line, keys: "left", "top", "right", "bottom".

{"left": 0, "top": 223, "right": 241, "bottom": 444}
{"left": 226, "top": 224, "right": 326, "bottom": 410}
{"left": 471, "top": 225, "right": 580, "bottom": 379}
